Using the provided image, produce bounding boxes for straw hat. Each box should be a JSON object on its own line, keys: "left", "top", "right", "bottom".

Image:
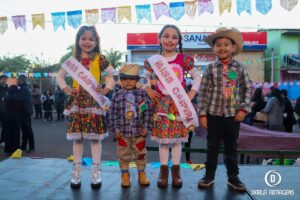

{"left": 119, "top": 63, "right": 140, "bottom": 79}
{"left": 204, "top": 27, "right": 243, "bottom": 54}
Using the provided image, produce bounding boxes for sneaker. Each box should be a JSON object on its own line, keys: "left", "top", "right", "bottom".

{"left": 198, "top": 175, "right": 215, "bottom": 189}
{"left": 70, "top": 163, "right": 81, "bottom": 189}
{"left": 227, "top": 176, "right": 246, "bottom": 192}
{"left": 91, "top": 164, "right": 102, "bottom": 189}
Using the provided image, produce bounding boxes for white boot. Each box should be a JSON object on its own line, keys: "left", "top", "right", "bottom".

{"left": 70, "top": 163, "right": 81, "bottom": 188}
{"left": 91, "top": 163, "right": 102, "bottom": 188}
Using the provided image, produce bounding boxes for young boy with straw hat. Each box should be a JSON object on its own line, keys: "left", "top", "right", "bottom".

{"left": 108, "top": 63, "right": 153, "bottom": 187}
{"left": 197, "top": 27, "right": 252, "bottom": 192}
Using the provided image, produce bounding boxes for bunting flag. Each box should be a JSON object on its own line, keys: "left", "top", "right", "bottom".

{"left": 0, "top": 17, "right": 8, "bottom": 35}
{"left": 51, "top": 12, "right": 66, "bottom": 31}
{"left": 136, "top": 5, "right": 152, "bottom": 23}
{"left": 185, "top": 0, "right": 197, "bottom": 18}
{"left": 117, "top": 6, "right": 131, "bottom": 22}
{"left": 32, "top": 14, "right": 45, "bottom": 30}
{"left": 198, "top": 0, "right": 214, "bottom": 15}
{"left": 67, "top": 10, "right": 82, "bottom": 29}
{"left": 169, "top": 2, "right": 185, "bottom": 21}
{"left": 256, "top": 0, "right": 272, "bottom": 15}
{"left": 12, "top": 15, "right": 26, "bottom": 32}
{"left": 280, "top": 0, "right": 298, "bottom": 11}
{"left": 219, "top": 0, "right": 232, "bottom": 15}
{"left": 153, "top": 2, "right": 169, "bottom": 20}
{"left": 237, "top": 0, "right": 251, "bottom": 15}
{"left": 85, "top": 9, "right": 99, "bottom": 25}
{"left": 101, "top": 7, "right": 116, "bottom": 23}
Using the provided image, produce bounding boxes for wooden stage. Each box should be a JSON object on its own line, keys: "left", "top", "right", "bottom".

{"left": 0, "top": 158, "right": 299, "bottom": 200}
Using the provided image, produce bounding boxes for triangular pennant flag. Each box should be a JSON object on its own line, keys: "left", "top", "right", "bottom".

{"left": 0, "top": 17, "right": 8, "bottom": 34}
{"left": 280, "top": 0, "right": 298, "bottom": 11}
{"left": 10, "top": 149, "right": 22, "bottom": 158}
{"left": 256, "top": 0, "right": 272, "bottom": 15}
{"left": 35, "top": 73, "right": 41, "bottom": 78}
{"left": 85, "top": 9, "right": 99, "bottom": 25}
{"left": 51, "top": 12, "right": 66, "bottom": 31}
{"left": 198, "top": 0, "right": 214, "bottom": 15}
{"left": 185, "top": 0, "right": 197, "bottom": 18}
{"left": 237, "top": 0, "right": 251, "bottom": 15}
{"left": 29, "top": 73, "right": 33, "bottom": 78}
{"left": 135, "top": 5, "right": 152, "bottom": 23}
{"left": 67, "top": 10, "right": 82, "bottom": 29}
{"left": 101, "top": 7, "right": 116, "bottom": 23}
{"left": 43, "top": 73, "right": 49, "bottom": 78}
{"left": 32, "top": 14, "right": 45, "bottom": 30}
{"left": 219, "top": 0, "right": 232, "bottom": 15}
{"left": 12, "top": 72, "right": 17, "bottom": 77}
{"left": 153, "top": 2, "right": 169, "bottom": 20}
{"left": 12, "top": 15, "right": 26, "bottom": 32}
{"left": 117, "top": 6, "right": 131, "bottom": 23}
{"left": 169, "top": 2, "right": 185, "bottom": 20}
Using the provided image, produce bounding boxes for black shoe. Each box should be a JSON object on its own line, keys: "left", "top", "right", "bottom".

{"left": 27, "top": 148, "right": 35, "bottom": 153}
{"left": 227, "top": 176, "right": 246, "bottom": 192}
{"left": 198, "top": 175, "right": 215, "bottom": 188}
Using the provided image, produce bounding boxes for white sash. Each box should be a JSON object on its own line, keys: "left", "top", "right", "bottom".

{"left": 62, "top": 56, "right": 110, "bottom": 110}
{"left": 148, "top": 55, "right": 199, "bottom": 129}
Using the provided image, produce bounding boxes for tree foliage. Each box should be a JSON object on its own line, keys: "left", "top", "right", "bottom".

{"left": 0, "top": 55, "right": 32, "bottom": 72}
{"left": 103, "top": 48, "right": 125, "bottom": 70}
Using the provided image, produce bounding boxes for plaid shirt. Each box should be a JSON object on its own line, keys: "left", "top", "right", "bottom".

{"left": 108, "top": 88, "right": 153, "bottom": 137}
{"left": 197, "top": 59, "right": 252, "bottom": 117}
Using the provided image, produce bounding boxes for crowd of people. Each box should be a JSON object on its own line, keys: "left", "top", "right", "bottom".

{"left": 0, "top": 75, "right": 67, "bottom": 154}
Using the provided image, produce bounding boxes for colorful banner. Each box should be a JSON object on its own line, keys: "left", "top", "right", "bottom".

{"left": 256, "top": 0, "right": 272, "bottom": 15}
{"left": 117, "top": 6, "right": 131, "bottom": 22}
{"left": 185, "top": 0, "right": 197, "bottom": 18}
{"left": 67, "top": 10, "right": 82, "bottom": 29}
{"left": 280, "top": 0, "right": 298, "bottom": 11}
{"left": 153, "top": 2, "right": 169, "bottom": 20}
{"left": 51, "top": 12, "right": 66, "bottom": 31}
{"left": 32, "top": 14, "right": 45, "bottom": 30}
{"left": 0, "top": 17, "right": 8, "bottom": 34}
{"left": 85, "top": 9, "right": 99, "bottom": 25}
{"left": 101, "top": 7, "right": 116, "bottom": 23}
{"left": 169, "top": 2, "right": 185, "bottom": 21}
{"left": 198, "top": 0, "right": 214, "bottom": 15}
{"left": 12, "top": 15, "right": 26, "bottom": 32}
{"left": 136, "top": 5, "right": 151, "bottom": 23}
{"left": 219, "top": 0, "right": 232, "bottom": 15}
{"left": 237, "top": 0, "right": 251, "bottom": 15}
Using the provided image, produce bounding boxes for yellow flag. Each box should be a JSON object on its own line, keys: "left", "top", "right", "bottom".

{"left": 185, "top": 0, "right": 197, "bottom": 18}
{"left": 219, "top": 0, "right": 232, "bottom": 15}
{"left": 32, "top": 14, "right": 45, "bottom": 30}
{"left": 118, "top": 6, "right": 131, "bottom": 23}
{"left": 190, "top": 164, "right": 205, "bottom": 171}
{"left": 129, "top": 162, "right": 137, "bottom": 168}
{"left": 85, "top": 9, "right": 99, "bottom": 25}
{"left": 11, "top": 149, "right": 23, "bottom": 158}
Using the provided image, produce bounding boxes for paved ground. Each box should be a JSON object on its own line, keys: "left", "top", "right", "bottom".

{"left": 1, "top": 118, "right": 299, "bottom": 164}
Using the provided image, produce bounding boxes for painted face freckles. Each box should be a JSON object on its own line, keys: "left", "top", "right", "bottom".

{"left": 213, "top": 38, "right": 236, "bottom": 61}
{"left": 160, "top": 28, "right": 179, "bottom": 53}
{"left": 79, "top": 30, "right": 97, "bottom": 54}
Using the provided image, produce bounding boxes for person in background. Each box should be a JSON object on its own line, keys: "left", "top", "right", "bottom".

{"left": 18, "top": 75, "right": 35, "bottom": 153}
{"left": 295, "top": 97, "right": 300, "bottom": 128}
{"left": 3, "top": 85, "right": 22, "bottom": 154}
{"left": 0, "top": 75, "right": 8, "bottom": 147}
{"left": 54, "top": 86, "right": 66, "bottom": 121}
{"left": 244, "top": 87, "right": 265, "bottom": 125}
{"left": 280, "top": 89, "right": 295, "bottom": 133}
{"left": 31, "top": 84, "right": 42, "bottom": 119}
{"left": 42, "top": 88, "right": 54, "bottom": 121}
{"left": 261, "top": 88, "right": 285, "bottom": 131}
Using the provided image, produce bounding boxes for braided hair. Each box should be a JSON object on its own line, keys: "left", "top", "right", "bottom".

{"left": 158, "top": 24, "right": 183, "bottom": 55}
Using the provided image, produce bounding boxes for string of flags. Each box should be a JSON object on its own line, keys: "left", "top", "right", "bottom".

{"left": 0, "top": 0, "right": 299, "bottom": 34}
{"left": 0, "top": 72, "right": 57, "bottom": 78}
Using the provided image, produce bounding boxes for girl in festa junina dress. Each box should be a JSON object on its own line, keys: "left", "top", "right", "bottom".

{"left": 56, "top": 26, "right": 116, "bottom": 189}
{"left": 144, "top": 24, "right": 201, "bottom": 188}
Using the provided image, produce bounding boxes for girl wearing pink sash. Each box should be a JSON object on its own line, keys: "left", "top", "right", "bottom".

{"left": 56, "top": 26, "right": 115, "bottom": 189}
{"left": 144, "top": 25, "right": 201, "bottom": 188}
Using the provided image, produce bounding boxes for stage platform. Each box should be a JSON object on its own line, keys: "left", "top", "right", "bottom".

{"left": 0, "top": 158, "right": 299, "bottom": 200}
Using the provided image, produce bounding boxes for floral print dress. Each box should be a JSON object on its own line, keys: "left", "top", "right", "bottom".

{"left": 64, "top": 55, "right": 109, "bottom": 140}
{"left": 144, "top": 53, "right": 194, "bottom": 144}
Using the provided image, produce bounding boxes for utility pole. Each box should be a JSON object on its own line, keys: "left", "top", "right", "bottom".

{"left": 271, "top": 48, "right": 274, "bottom": 83}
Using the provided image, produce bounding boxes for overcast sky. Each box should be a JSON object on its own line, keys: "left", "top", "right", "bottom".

{"left": 0, "top": 0, "right": 299, "bottom": 64}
